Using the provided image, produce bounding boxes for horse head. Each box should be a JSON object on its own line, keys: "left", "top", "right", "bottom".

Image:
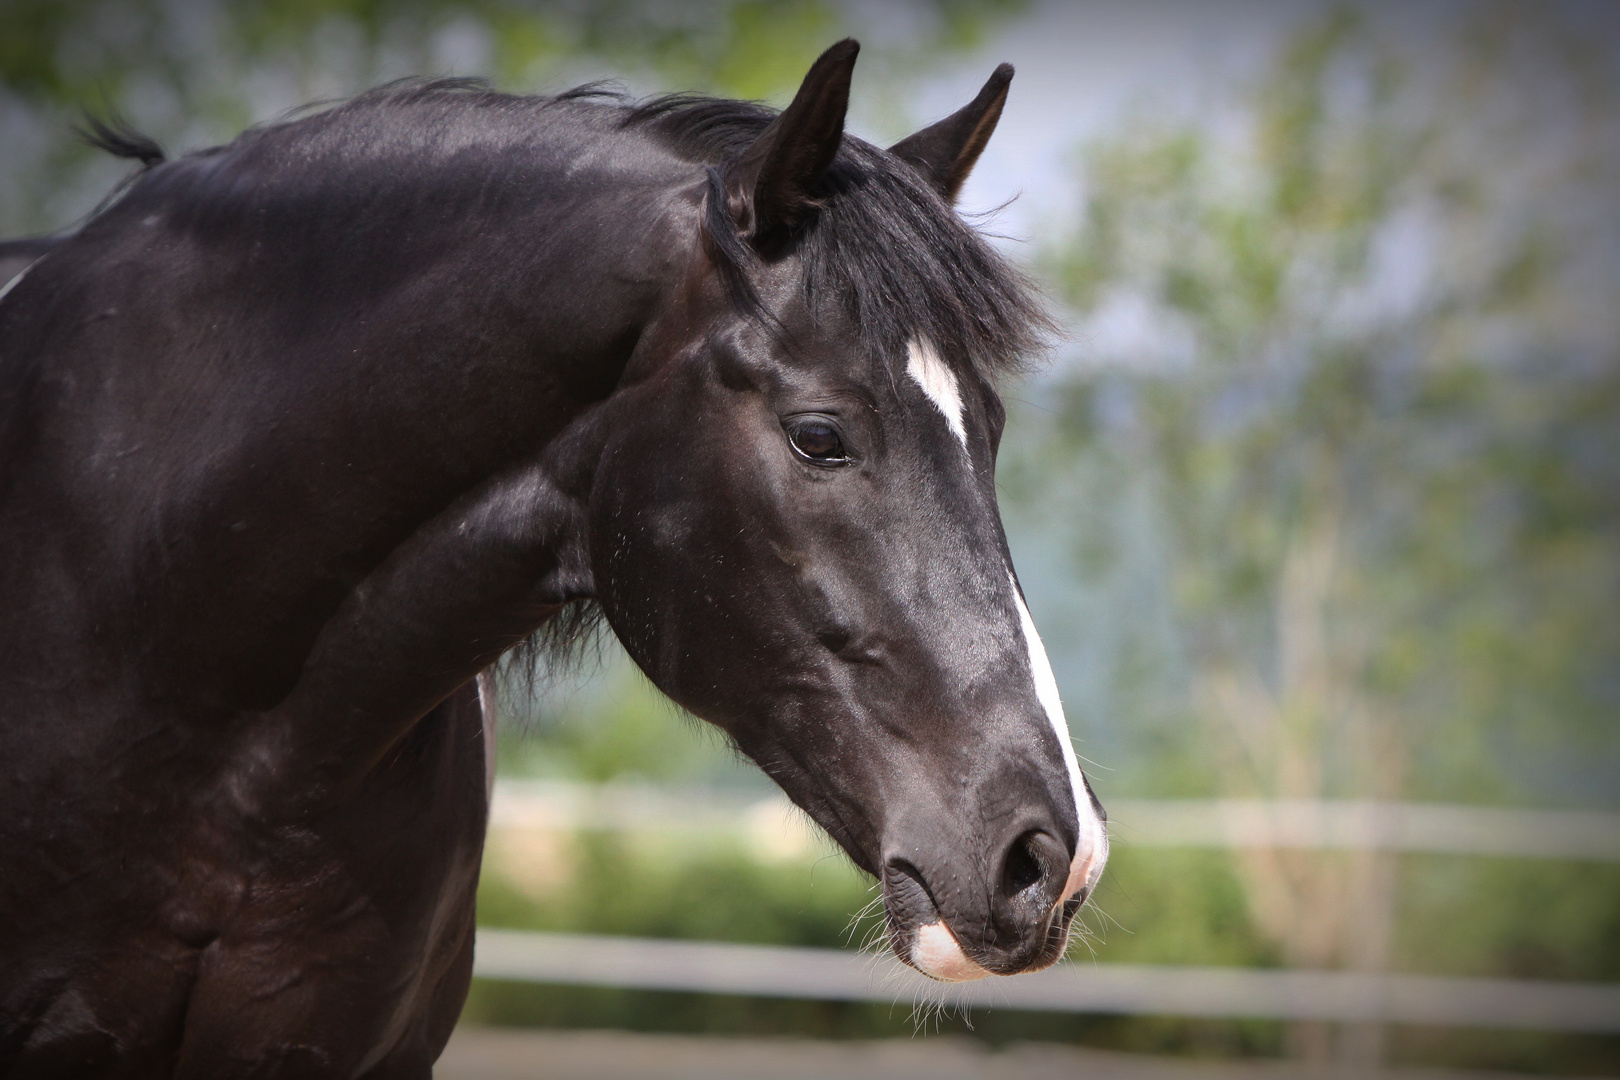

{"left": 582, "top": 42, "right": 1107, "bottom": 980}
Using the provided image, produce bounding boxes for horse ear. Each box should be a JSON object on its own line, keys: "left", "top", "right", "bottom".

{"left": 726, "top": 39, "right": 859, "bottom": 247}
{"left": 888, "top": 63, "right": 1013, "bottom": 203}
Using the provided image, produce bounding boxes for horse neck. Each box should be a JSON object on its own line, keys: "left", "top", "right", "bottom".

{"left": 2, "top": 121, "right": 703, "bottom": 711}
{"left": 142, "top": 114, "right": 704, "bottom": 486}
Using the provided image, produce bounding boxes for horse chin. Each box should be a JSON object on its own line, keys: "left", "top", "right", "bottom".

{"left": 908, "top": 922, "right": 993, "bottom": 982}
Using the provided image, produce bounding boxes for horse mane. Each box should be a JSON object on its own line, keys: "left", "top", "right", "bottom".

{"left": 354, "top": 82, "right": 1055, "bottom": 382}
{"left": 79, "top": 114, "right": 166, "bottom": 167}
{"left": 79, "top": 77, "right": 1052, "bottom": 686}
{"left": 85, "top": 77, "right": 1050, "bottom": 386}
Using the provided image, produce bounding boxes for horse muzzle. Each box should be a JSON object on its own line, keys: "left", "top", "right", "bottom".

{"left": 881, "top": 815, "right": 1108, "bottom": 981}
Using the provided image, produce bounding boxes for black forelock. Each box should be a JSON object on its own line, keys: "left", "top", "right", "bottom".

{"left": 624, "top": 94, "right": 1053, "bottom": 383}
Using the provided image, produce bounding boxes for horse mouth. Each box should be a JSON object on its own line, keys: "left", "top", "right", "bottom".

{"left": 881, "top": 860, "right": 1090, "bottom": 981}
{"left": 908, "top": 921, "right": 994, "bottom": 982}
{"left": 888, "top": 896, "right": 1084, "bottom": 981}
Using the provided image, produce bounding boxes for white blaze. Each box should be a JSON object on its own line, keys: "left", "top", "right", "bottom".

{"left": 907, "top": 582, "right": 1109, "bottom": 981}
{"left": 905, "top": 338, "right": 968, "bottom": 448}
{"left": 901, "top": 331, "right": 1105, "bottom": 947}
{"left": 1009, "top": 572, "right": 1108, "bottom": 901}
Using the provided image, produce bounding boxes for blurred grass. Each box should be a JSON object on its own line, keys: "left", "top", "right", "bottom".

{"left": 477, "top": 832, "right": 876, "bottom": 948}
{"left": 476, "top": 825, "right": 1620, "bottom": 981}
{"left": 471, "top": 821, "right": 1620, "bottom": 1072}
{"left": 477, "top": 660, "right": 1620, "bottom": 1072}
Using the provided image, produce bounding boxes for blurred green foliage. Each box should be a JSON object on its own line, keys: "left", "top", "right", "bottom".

{"left": 494, "top": 660, "right": 756, "bottom": 787}
{"left": 482, "top": 659, "right": 1620, "bottom": 1070}
{"left": 478, "top": 833, "right": 874, "bottom": 947}
{"left": 0, "top": 0, "right": 1025, "bottom": 233}
{"left": 469, "top": 790, "right": 1620, "bottom": 1070}
{"left": 1001, "top": 6, "right": 1620, "bottom": 1067}
{"left": 461, "top": 978, "right": 1297, "bottom": 1058}
{"left": 1020, "top": 6, "right": 1620, "bottom": 811}
{"left": 0, "top": 0, "right": 1022, "bottom": 103}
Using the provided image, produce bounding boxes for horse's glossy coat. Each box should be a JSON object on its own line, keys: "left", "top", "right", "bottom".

{"left": 0, "top": 43, "right": 1106, "bottom": 1076}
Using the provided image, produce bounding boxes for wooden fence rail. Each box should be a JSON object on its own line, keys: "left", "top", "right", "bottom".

{"left": 490, "top": 781, "right": 1620, "bottom": 861}
{"left": 472, "top": 930, "right": 1620, "bottom": 1033}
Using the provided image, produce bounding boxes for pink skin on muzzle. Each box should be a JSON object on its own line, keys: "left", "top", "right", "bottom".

{"left": 908, "top": 833, "right": 1110, "bottom": 983}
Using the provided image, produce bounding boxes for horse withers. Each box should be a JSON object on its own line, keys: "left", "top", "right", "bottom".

{"left": 0, "top": 41, "right": 1107, "bottom": 1076}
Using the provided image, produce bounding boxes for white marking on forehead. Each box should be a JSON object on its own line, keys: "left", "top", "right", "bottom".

{"left": 905, "top": 338, "right": 968, "bottom": 448}
{"left": 1010, "top": 571, "right": 1107, "bottom": 898}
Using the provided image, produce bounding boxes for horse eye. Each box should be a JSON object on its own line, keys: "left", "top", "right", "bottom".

{"left": 786, "top": 417, "right": 849, "bottom": 464}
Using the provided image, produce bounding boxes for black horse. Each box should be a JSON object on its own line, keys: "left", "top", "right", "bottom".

{"left": 0, "top": 42, "right": 1108, "bottom": 1076}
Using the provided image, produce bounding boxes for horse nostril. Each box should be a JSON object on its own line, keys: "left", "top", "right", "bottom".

{"left": 1001, "top": 830, "right": 1051, "bottom": 898}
